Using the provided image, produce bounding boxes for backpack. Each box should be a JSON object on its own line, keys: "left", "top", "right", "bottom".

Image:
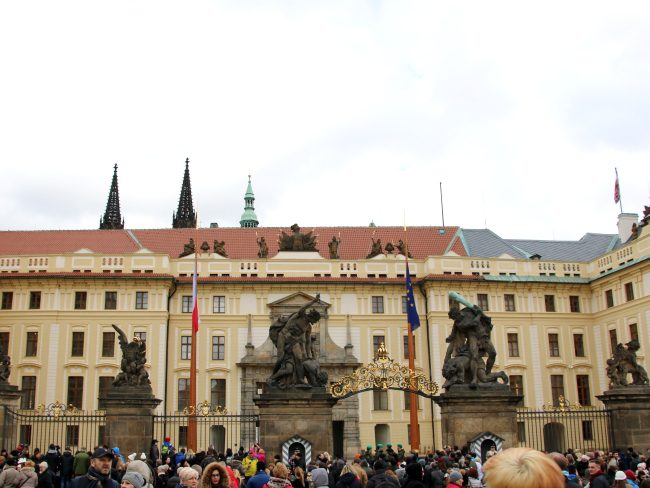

{"left": 161, "top": 445, "right": 169, "bottom": 456}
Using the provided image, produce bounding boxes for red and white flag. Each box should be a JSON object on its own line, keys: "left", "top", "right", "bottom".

{"left": 614, "top": 170, "right": 620, "bottom": 204}
{"left": 192, "top": 259, "right": 199, "bottom": 333}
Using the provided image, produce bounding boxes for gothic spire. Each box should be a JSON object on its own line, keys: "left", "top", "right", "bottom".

{"left": 99, "top": 164, "right": 124, "bottom": 229}
{"left": 173, "top": 157, "right": 197, "bottom": 228}
{"left": 239, "top": 174, "right": 259, "bottom": 228}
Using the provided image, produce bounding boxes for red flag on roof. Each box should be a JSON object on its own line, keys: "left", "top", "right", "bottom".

{"left": 192, "top": 258, "right": 199, "bottom": 333}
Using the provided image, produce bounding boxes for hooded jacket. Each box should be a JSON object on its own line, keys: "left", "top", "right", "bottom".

{"left": 199, "top": 463, "right": 229, "bottom": 488}
{"left": 264, "top": 477, "right": 291, "bottom": 488}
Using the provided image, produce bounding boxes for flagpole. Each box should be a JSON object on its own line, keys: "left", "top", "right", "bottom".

{"left": 403, "top": 217, "right": 420, "bottom": 453}
{"left": 189, "top": 216, "right": 199, "bottom": 451}
{"left": 615, "top": 168, "right": 623, "bottom": 213}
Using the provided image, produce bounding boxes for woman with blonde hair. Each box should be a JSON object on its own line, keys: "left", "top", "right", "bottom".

{"left": 349, "top": 465, "right": 367, "bottom": 488}
{"left": 291, "top": 467, "right": 306, "bottom": 488}
{"left": 200, "top": 462, "right": 230, "bottom": 488}
{"left": 335, "top": 465, "right": 361, "bottom": 488}
{"left": 483, "top": 448, "right": 564, "bottom": 488}
{"left": 17, "top": 460, "right": 38, "bottom": 488}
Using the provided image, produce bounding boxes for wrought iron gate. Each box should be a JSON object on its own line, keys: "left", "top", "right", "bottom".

{"left": 2, "top": 402, "right": 106, "bottom": 450}
{"left": 516, "top": 403, "right": 613, "bottom": 452}
{"left": 153, "top": 402, "right": 258, "bottom": 452}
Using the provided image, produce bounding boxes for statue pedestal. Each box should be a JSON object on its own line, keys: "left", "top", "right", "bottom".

{"left": 102, "top": 386, "right": 161, "bottom": 456}
{"left": 0, "top": 383, "right": 21, "bottom": 451}
{"left": 254, "top": 387, "right": 338, "bottom": 464}
{"left": 597, "top": 386, "right": 650, "bottom": 452}
{"left": 434, "top": 385, "right": 522, "bottom": 451}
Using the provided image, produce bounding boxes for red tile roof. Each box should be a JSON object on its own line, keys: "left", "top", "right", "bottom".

{"left": 132, "top": 226, "right": 464, "bottom": 259}
{"left": 0, "top": 230, "right": 140, "bottom": 255}
{"left": 0, "top": 226, "right": 466, "bottom": 260}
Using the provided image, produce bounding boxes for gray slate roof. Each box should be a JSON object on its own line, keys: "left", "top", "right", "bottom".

{"left": 461, "top": 229, "right": 620, "bottom": 262}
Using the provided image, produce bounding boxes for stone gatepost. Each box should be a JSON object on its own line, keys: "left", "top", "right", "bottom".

{"left": 434, "top": 385, "right": 523, "bottom": 450}
{"left": 102, "top": 386, "right": 161, "bottom": 456}
{"left": 254, "top": 387, "right": 338, "bottom": 462}
{"left": 598, "top": 386, "right": 650, "bottom": 452}
{"left": 0, "top": 382, "right": 22, "bottom": 450}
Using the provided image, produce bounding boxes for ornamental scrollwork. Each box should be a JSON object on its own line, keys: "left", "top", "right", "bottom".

{"left": 182, "top": 401, "right": 228, "bottom": 416}
{"left": 329, "top": 343, "right": 439, "bottom": 399}
{"left": 543, "top": 395, "right": 581, "bottom": 413}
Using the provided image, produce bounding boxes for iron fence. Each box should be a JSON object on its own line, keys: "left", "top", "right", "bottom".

{"left": 2, "top": 402, "right": 106, "bottom": 451}
{"left": 516, "top": 406, "right": 612, "bottom": 453}
{"left": 153, "top": 403, "right": 258, "bottom": 453}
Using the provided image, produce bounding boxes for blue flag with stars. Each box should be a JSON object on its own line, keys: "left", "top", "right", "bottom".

{"left": 405, "top": 263, "right": 420, "bottom": 331}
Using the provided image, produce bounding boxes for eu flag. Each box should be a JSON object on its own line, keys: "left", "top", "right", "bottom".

{"left": 405, "top": 263, "right": 420, "bottom": 331}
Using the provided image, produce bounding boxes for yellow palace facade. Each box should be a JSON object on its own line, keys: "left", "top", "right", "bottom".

{"left": 0, "top": 166, "right": 648, "bottom": 452}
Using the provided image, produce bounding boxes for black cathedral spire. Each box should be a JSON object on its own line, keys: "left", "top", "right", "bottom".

{"left": 99, "top": 164, "right": 124, "bottom": 229}
{"left": 172, "top": 158, "right": 197, "bottom": 228}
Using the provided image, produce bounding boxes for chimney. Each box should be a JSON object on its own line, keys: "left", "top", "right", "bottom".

{"left": 617, "top": 213, "right": 638, "bottom": 242}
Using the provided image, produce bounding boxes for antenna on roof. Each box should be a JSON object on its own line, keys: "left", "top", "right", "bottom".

{"left": 439, "top": 182, "right": 445, "bottom": 227}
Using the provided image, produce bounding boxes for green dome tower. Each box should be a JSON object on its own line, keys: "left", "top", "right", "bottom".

{"left": 239, "top": 175, "right": 259, "bottom": 228}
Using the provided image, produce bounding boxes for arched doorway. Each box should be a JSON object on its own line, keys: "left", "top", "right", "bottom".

{"left": 543, "top": 422, "right": 565, "bottom": 453}
{"left": 374, "top": 424, "right": 390, "bottom": 446}
{"left": 210, "top": 425, "right": 226, "bottom": 453}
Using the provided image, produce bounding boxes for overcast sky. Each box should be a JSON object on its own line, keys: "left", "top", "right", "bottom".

{"left": 1, "top": 1, "right": 648, "bottom": 240}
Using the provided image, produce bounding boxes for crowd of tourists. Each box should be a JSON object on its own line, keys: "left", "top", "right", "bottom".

{"left": 1, "top": 440, "right": 650, "bottom": 488}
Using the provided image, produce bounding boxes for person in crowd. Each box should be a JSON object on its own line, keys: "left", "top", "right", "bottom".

{"left": 446, "top": 471, "right": 463, "bottom": 488}
{"left": 69, "top": 448, "right": 119, "bottom": 488}
{"left": 241, "top": 452, "right": 258, "bottom": 484}
{"left": 349, "top": 465, "right": 367, "bottom": 488}
{"left": 61, "top": 448, "right": 74, "bottom": 488}
{"left": 402, "top": 463, "right": 425, "bottom": 488}
{"left": 125, "top": 461, "right": 152, "bottom": 488}
{"left": 72, "top": 449, "right": 90, "bottom": 478}
{"left": 290, "top": 467, "right": 305, "bottom": 488}
{"left": 200, "top": 462, "right": 229, "bottom": 488}
{"left": 121, "top": 473, "right": 145, "bottom": 488}
{"left": 335, "top": 465, "right": 360, "bottom": 488}
{"left": 0, "top": 458, "right": 21, "bottom": 488}
{"left": 264, "top": 464, "right": 291, "bottom": 488}
{"left": 548, "top": 452, "right": 580, "bottom": 488}
{"left": 17, "top": 460, "right": 38, "bottom": 488}
{"left": 587, "top": 459, "right": 612, "bottom": 488}
{"left": 176, "top": 468, "right": 199, "bottom": 488}
{"left": 38, "top": 462, "right": 54, "bottom": 488}
{"left": 244, "top": 462, "right": 268, "bottom": 488}
{"left": 482, "top": 448, "right": 564, "bottom": 488}
{"left": 310, "top": 467, "right": 329, "bottom": 488}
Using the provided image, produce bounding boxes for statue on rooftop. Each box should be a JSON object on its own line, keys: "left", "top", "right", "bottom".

{"left": 328, "top": 236, "right": 341, "bottom": 259}
{"left": 606, "top": 340, "right": 649, "bottom": 388}
{"left": 397, "top": 239, "right": 413, "bottom": 258}
{"left": 367, "top": 237, "right": 383, "bottom": 259}
{"left": 384, "top": 242, "right": 395, "bottom": 254}
{"left": 200, "top": 241, "right": 210, "bottom": 252}
{"left": 257, "top": 236, "right": 269, "bottom": 258}
{"left": 278, "top": 224, "right": 318, "bottom": 252}
{"left": 112, "top": 324, "right": 150, "bottom": 387}
{"left": 179, "top": 238, "right": 196, "bottom": 258}
{"left": 213, "top": 240, "right": 227, "bottom": 257}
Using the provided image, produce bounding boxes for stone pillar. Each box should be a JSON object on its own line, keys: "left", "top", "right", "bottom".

{"left": 0, "top": 383, "right": 22, "bottom": 451}
{"left": 434, "top": 385, "right": 522, "bottom": 449}
{"left": 598, "top": 386, "right": 650, "bottom": 452}
{"left": 102, "top": 386, "right": 161, "bottom": 456}
{"left": 254, "top": 387, "right": 338, "bottom": 462}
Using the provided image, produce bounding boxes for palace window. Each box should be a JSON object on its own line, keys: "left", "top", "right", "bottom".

{"left": 477, "top": 293, "right": 489, "bottom": 311}
{"left": 507, "top": 333, "right": 520, "bottom": 357}
{"left": 21, "top": 376, "right": 36, "bottom": 409}
{"left": 135, "top": 291, "right": 148, "bottom": 310}
{"left": 403, "top": 335, "right": 415, "bottom": 359}
{"left": 181, "top": 296, "right": 192, "bottom": 313}
{"left": 29, "top": 291, "right": 41, "bottom": 310}
{"left": 180, "top": 336, "right": 192, "bottom": 360}
{"left": 212, "top": 336, "right": 225, "bottom": 360}
{"left": 371, "top": 296, "right": 384, "bottom": 314}
{"left": 71, "top": 332, "right": 84, "bottom": 357}
{"left": 573, "top": 334, "right": 585, "bottom": 357}
{"left": 401, "top": 296, "right": 408, "bottom": 314}
{"left": 134, "top": 331, "right": 147, "bottom": 344}
{"left": 26, "top": 331, "right": 38, "bottom": 357}
{"left": 373, "top": 390, "right": 388, "bottom": 410}
{"left": 213, "top": 296, "right": 226, "bottom": 313}
{"left": 605, "top": 289, "right": 614, "bottom": 308}
{"left": 576, "top": 375, "right": 591, "bottom": 406}
{"left": 1, "top": 292, "right": 13, "bottom": 310}
{"left": 98, "top": 376, "right": 113, "bottom": 408}
{"left": 569, "top": 295, "right": 580, "bottom": 313}
{"left": 404, "top": 391, "right": 419, "bottom": 410}
{"left": 372, "top": 335, "right": 385, "bottom": 356}
{"left": 625, "top": 282, "right": 635, "bottom": 301}
{"left": 548, "top": 333, "right": 560, "bottom": 357}
{"left": 102, "top": 332, "right": 115, "bottom": 357}
{"left": 629, "top": 323, "right": 638, "bottom": 342}
{"left": 0, "top": 332, "right": 9, "bottom": 354}
{"left": 105, "top": 291, "right": 117, "bottom": 310}
{"left": 544, "top": 295, "right": 555, "bottom": 312}
{"left": 177, "top": 379, "right": 189, "bottom": 411}
{"left": 67, "top": 376, "right": 84, "bottom": 409}
{"left": 66, "top": 426, "right": 80, "bottom": 447}
{"left": 550, "top": 375, "right": 565, "bottom": 406}
{"left": 74, "top": 291, "right": 87, "bottom": 310}
{"left": 504, "top": 294, "right": 516, "bottom": 312}
{"left": 211, "top": 378, "right": 226, "bottom": 407}
{"left": 609, "top": 329, "right": 618, "bottom": 355}
{"left": 509, "top": 375, "right": 524, "bottom": 396}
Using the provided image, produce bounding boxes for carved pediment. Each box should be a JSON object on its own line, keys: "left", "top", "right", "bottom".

{"left": 267, "top": 292, "right": 330, "bottom": 315}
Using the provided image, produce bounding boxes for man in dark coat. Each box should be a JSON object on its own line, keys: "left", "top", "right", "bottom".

{"left": 61, "top": 448, "right": 74, "bottom": 488}
{"left": 366, "top": 460, "right": 399, "bottom": 488}
{"left": 69, "top": 448, "right": 119, "bottom": 488}
{"left": 586, "top": 460, "right": 610, "bottom": 488}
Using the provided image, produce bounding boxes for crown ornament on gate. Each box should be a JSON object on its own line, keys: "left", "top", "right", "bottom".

{"left": 329, "top": 342, "right": 438, "bottom": 399}
{"left": 182, "top": 401, "right": 228, "bottom": 416}
{"left": 543, "top": 395, "right": 581, "bottom": 413}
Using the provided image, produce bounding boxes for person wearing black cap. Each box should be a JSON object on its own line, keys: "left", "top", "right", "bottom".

{"left": 69, "top": 448, "right": 119, "bottom": 488}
